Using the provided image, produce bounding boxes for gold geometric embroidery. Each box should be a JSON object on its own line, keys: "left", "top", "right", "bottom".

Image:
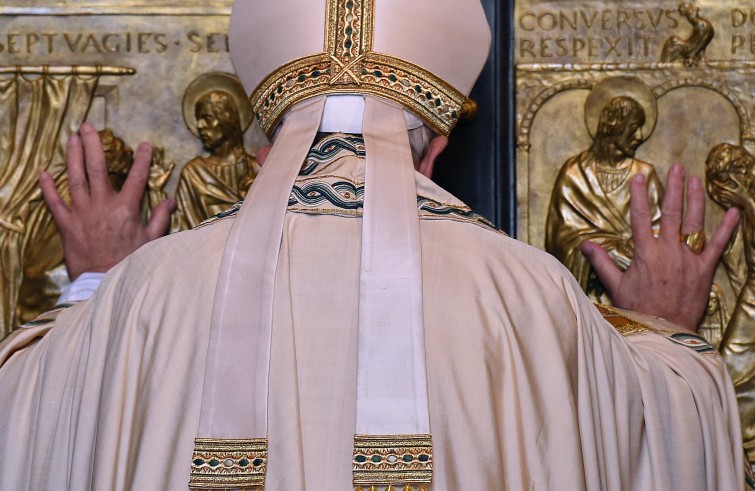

{"left": 326, "top": 0, "right": 373, "bottom": 59}
{"left": 353, "top": 434, "right": 432, "bottom": 488}
{"left": 327, "top": 0, "right": 373, "bottom": 85}
{"left": 189, "top": 438, "right": 267, "bottom": 489}
{"left": 596, "top": 304, "right": 649, "bottom": 337}
{"left": 249, "top": 0, "right": 466, "bottom": 137}
{"left": 355, "top": 486, "right": 429, "bottom": 491}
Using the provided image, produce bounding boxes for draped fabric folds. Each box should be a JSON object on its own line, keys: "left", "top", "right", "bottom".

{"left": 0, "top": 73, "right": 100, "bottom": 337}
{"left": 0, "top": 144, "right": 746, "bottom": 488}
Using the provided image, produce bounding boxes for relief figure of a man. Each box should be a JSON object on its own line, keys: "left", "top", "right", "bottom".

{"left": 173, "top": 88, "right": 257, "bottom": 231}
{"left": 546, "top": 94, "right": 663, "bottom": 303}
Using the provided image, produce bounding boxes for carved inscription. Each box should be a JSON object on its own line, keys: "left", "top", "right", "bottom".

{"left": 517, "top": 8, "right": 680, "bottom": 60}
{"left": 732, "top": 8, "right": 755, "bottom": 54}
{"left": 518, "top": 4, "right": 755, "bottom": 63}
{"left": 0, "top": 31, "right": 229, "bottom": 54}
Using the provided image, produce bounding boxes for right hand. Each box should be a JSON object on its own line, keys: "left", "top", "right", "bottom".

{"left": 581, "top": 165, "right": 740, "bottom": 331}
{"left": 40, "top": 123, "right": 176, "bottom": 281}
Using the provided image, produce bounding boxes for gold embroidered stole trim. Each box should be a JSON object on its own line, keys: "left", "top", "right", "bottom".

{"left": 596, "top": 304, "right": 649, "bottom": 337}
{"left": 355, "top": 485, "right": 429, "bottom": 491}
{"left": 353, "top": 434, "right": 433, "bottom": 487}
{"left": 189, "top": 438, "right": 267, "bottom": 489}
{"left": 596, "top": 304, "right": 719, "bottom": 355}
{"left": 249, "top": 0, "right": 466, "bottom": 137}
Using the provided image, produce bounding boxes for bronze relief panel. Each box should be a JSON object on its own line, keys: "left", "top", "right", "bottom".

{"left": 0, "top": 1, "right": 265, "bottom": 334}
{"left": 515, "top": 0, "right": 755, "bottom": 464}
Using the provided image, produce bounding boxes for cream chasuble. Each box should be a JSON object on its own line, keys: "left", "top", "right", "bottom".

{"left": 0, "top": 135, "right": 748, "bottom": 490}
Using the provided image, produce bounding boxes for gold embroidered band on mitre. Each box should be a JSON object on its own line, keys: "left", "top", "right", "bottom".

{"left": 353, "top": 434, "right": 433, "bottom": 489}
{"left": 249, "top": 0, "right": 468, "bottom": 137}
{"left": 189, "top": 438, "right": 267, "bottom": 489}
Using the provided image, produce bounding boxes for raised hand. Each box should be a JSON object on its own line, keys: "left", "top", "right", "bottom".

{"left": 40, "top": 123, "right": 176, "bottom": 281}
{"left": 148, "top": 147, "right": 175, "bottom": 192}
{"left": 708, "top": 173, "right": 752, "bottom": 209}
{"left": 581, "top": 164, "right": 740, "bottom": 331}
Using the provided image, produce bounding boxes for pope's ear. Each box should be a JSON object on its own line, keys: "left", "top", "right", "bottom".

{"left": 417, "top": 136, "right": 448, "bottom": 178}
{"left": 257, "top": 145, "right": 272, "bottom": 167}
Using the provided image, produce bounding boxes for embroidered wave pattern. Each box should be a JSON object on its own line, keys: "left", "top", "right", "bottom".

{"left": 197, "top": 183, "right": 500, "bottom": 235}
{"left": 668, "top": 332, "right": 717, "bottom": 354}
{"left": 300, "top": 135, "right": 367, "bottom": 175}
{"left": 194, "top": 201, "right": 244, "bottom": 229}
{"left": 417, "top": 197, "right": 501, "bottom": 233}
{"left": 289, "top": 180, "right": 363, "bottom": 214}
{"left": 287, "top": 178, "right": 503, "bottom": 234}
{"left": 195, "top": 133, "right": 501, "bottom": 234}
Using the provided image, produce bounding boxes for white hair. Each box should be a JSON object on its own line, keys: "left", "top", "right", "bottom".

{"left": 408, "top": 125, "right": 436, "bottom": 166}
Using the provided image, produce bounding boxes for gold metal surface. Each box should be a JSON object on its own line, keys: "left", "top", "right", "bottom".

{"left": 0, "top": 0, "right": 267, "bottom": 336}
{"left": 0, "top": 68, "right": 108, "bottom": 334}
{"left": 660, "top": 2, "right": 714, "bottom": 66}
{"left": 515, "top": 0, "right": 755, "bottom": 467}
{"left": 173, "top": 72, "right": 258, "bottom": 232}
{"left": 545, "top": 78, "right": 663, "bottom": 303}
{"left": 704, "top": 142, "right": 755, "bottom": 461}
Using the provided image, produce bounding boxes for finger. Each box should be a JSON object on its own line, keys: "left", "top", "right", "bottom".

{"left": 682, "top": 176, "right": 706, "bottom": 234}
{"left": 145, "top": 198, "right": 176, "bottom": 240}
{"left": 80, "top": 123, "right": 112, "bottom": 199}
{"left": 66, "top": 134, "right": 89, "bottom": 205}
{"left": 121, "top": 142, "right": 152, "bottom": 205}
{"left": 660, "top": 164, "right": 685, "bottom": 242}
{"left": 580, "top": 241, "right": 623, "bottom": 298}
{"left": 39, "top": 171, "right": 71, "bottom": 230}
{"left": 731, "top": 175, "right": 746, "bottom": 187}
{"left": 629, "top": 173, "right": 654, "bottom": 250}
{"left": 702, "top": 207, "right": 740, "bottom": 267}
{"left": 256, "top": 145, "right": 272, "bottom": 166}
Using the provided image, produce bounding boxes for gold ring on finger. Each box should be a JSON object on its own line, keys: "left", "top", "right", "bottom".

{"left": 681, "top": 230, "right": 706, "bottom": 254}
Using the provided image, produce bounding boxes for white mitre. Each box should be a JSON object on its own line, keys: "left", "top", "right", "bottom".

{"left": 189, "top": 2, "right": 491, "bottom": 490}
{"left": 230, "top": 0, "right": 490, "bottom": 136}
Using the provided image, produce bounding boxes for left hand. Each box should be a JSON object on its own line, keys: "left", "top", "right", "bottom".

{"left": 40, "top": 123, "right": 176, "bottom": 281}
{"left": 580, "top": 164, "right": 740, "bottom": 331}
